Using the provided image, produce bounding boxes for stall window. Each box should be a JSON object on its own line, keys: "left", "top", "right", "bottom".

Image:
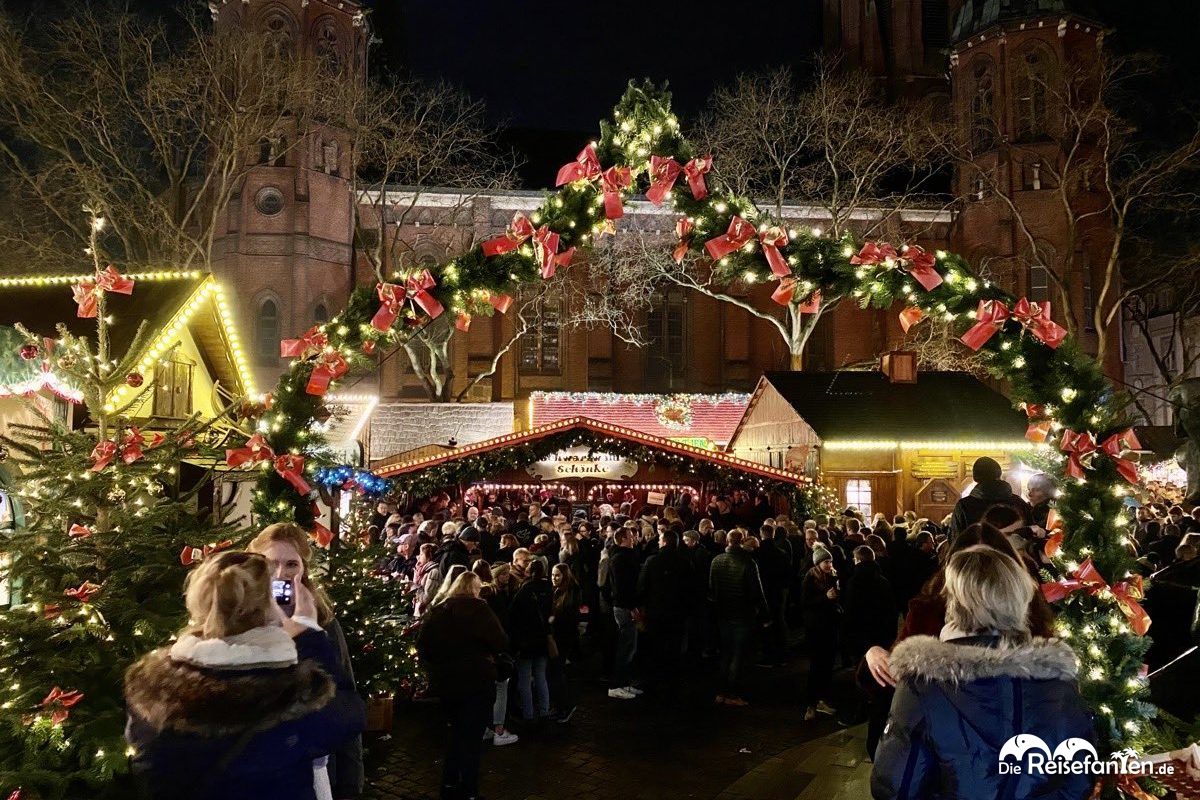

{"left": 845, "top": 479, "right": 873, "bottom": 519}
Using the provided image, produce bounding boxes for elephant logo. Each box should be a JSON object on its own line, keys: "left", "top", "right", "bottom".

{"left": 1052, "top": 738, "right": 1098, "bottom": 761}
{"left": 999, "top": 735, "right": 1052, "bottom": 762}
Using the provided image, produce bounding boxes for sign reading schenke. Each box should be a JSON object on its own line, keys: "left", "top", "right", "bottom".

{"left": 526, "top": 447, "right": 638, "bottom": 481}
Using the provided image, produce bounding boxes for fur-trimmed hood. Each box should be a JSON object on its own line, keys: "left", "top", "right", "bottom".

{"left": 889, "top": 635, "right": 1079, "bottom": 684}
{"left": 125, "top": 646, "right": 335, "bottom": 737}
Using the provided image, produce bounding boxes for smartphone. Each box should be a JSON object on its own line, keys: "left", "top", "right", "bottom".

{"left": 272, "top": 579, "right": 293, "bottom": 608}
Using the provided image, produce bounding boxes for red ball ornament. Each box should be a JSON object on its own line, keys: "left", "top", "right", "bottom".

{"left": 18, "top": 343, "right": 39, "bottom": 361}
{"left": 125, "top": 372, "right": 144, "bottom": 388}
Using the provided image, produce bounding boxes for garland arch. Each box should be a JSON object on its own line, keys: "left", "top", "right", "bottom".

{"left": 231, "top": 80, "right": 1153, "bottom": 753}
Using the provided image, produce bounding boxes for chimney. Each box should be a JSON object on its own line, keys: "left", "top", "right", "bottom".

{"left": 880, "top": 350, "right": 918, "bottom": 384}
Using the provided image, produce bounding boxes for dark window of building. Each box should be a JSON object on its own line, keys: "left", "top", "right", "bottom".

{"left": 314, "top": 20, "right": 341, "bottom": 73}
{"left": 1029, "top": 265, "right": 1050, "bottom": 303}
{"left": 921, "top": 0, "right": 949, "bottom": 68}
{"left": 1016, "top": 47, "right": 1052, "bottom": 140}
{"left": 256, "top": 299, "right": 279, "bottom": 365}
{"left": 153, "top": 355, "right": 195, "bottom": 419}
{"left": 520, "top": 293, "right": 562, "bottom": 375}
{"left": 645, "top": 292, "right": 687, "bottom": 389}
{"left": 254, "top": 186, "right": 284, "bottom": 216}
{"left": 314, "top": 303, "right": 329, "bottom": 325}
{"left": 970, "top": 60, "right": 997, "bottom": 151}
{"left": 263, "top": 11, "right": 295, "bottom": 60}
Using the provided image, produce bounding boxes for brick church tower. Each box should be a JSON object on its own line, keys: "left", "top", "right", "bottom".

{"left": 208, "top": 0, "right": 368, "bottom": 389}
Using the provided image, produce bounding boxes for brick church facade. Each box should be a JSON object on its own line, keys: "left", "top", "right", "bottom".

{"left": 210, "top": 0, "right": 1119, "bottom": 402}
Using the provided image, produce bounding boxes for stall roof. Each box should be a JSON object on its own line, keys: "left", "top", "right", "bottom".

{"left": 530, "top": 392, "right": 750, "bottom": 446}
{"left": 374, "top": 416, "right": 809, "bottom": 486}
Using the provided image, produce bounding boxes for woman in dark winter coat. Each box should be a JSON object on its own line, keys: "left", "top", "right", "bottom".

{"left": 124, "top": 551, "right": 365, "bottom": 800}
{"left": 871, "top": 545, "right": 1094, "bottom": 800}
{"left": 508, "top": 559, "right": 554, "bottom": 722}
{"left": 416, "top": 571, "right": 510, "bottom": 800}
{"left": 548, "top": 562, "right": 582, "bottom": 719}
{"left": 801, "top": 547, "right": 841, "bottom": 720}
{"left": 480, "top": 564, "right": 519, "bottom": 746}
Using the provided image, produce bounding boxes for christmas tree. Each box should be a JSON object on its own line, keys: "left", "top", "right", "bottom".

{"left": 0, "top": 216, "right": 246, "bottom": 799}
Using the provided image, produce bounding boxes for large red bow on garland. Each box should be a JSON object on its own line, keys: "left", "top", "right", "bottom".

{"left": 555, "top": 143, "right": 602, "bottom": 186}
{"left": 1041, "top": 558, "right": 1150, "bottom": 636}
{"left": 280, "top": 327, "right": 328, "bottom": 359}
{"left": 1011, "top": 298, "right": 1067, "bottom": 349}
{"left": 704, "top": 216, "right": 757, "bottom": 262}
{"left": 305, "top": 350, "right": 349, "bottom": 396}
{"left": 851, "top": 242, "right": 943, "bottom": 291}
{"left": 180, "top": 539, "right": 234, "bottom": 567}
{"left": 683, "top": 155, "right": 712, "bottom": 200}
{"left": 63, "top": 581, "right": 101, "bottom": 604}
{"left": 646, "top": 156, "right": 682, "bottom": 205}
{"left": 1024, "top": 403, "right": 1053, "bottom": 444}
{"left": 601, "top": 166, "right": 632, "bottom": 219}
{"left": 274, "top": 454, "right": 312, "bottom": 496}
{"left": 673, "top": 218, "right": 693, "bottom": 264}
{"left": 960, "top": 300, "right": 1012, "bottom": 351}
{"left": 89, "top": 427, "right": 159, "bottom": 472}
{"left": 1061, "top": 428, "right": 1141, "bottom": 484}
{"left": 758, "top": 226, "right": 791, "bottom": 278}
{"left": 532, "top": 226, "right": 575, "bottom": 279}
{"left": 226, "top": 433, "right": 274, "bottom": 468}
{"left": 456, "top": 294, "right": 515, "bottom": 332}
{"left": 369, "top": 272, "right": 445, "bottom": 333}
{"left": 481, "top": 212, "right": 536, "bottom": 257}
{"left": 71, "top": 266, "right": 134, "bottom": 319}
{"left": 38, "top": 687, "right": 84, "bottom": 726}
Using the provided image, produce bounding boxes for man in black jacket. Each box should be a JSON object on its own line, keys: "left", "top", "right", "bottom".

{"left": 756, "top": 523, "right": 793, "bottom": 665}
{"left": 949, "top": 457, "right": 1032, "bottom": 536}
{"left": 638, "top": 529, "right": 692, "bottom": 700}
{"left": 607, "top": 528, "right": 642, "bottom": 700}
{"left": 682, "top": 530, "right": 715, "bottom": 659}
{"left": 709, "top": 528, "right": 768, "bottom": 706}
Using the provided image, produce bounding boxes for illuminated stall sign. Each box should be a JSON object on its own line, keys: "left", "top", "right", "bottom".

{"left": 526, "top": 447, "right": 638, "bottom": 481}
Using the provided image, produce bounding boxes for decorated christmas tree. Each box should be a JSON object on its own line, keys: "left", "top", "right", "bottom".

{"left": 0, "top": 218, "right": 246, "bottom": 799}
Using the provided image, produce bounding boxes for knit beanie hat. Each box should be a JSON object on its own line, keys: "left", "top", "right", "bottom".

{"left": 812, "top": 547, "right": 832, "bottom": 566}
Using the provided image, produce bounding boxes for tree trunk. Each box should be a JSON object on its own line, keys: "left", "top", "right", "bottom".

{"left": 790, "top": 351, "right": 803, "bottom": 371}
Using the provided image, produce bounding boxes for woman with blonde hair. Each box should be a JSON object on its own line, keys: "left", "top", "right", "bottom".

{"left": 870, "top": 545, "right": 1093, "bottom": 799}
{"left": 248, "top": 523, "right": 363, "bottom": 799}
{"left": 124, "top": 551, "right": 364, "bottom": 799}
{"left": 431, "top": 564, "right": 469, "bottom": 607}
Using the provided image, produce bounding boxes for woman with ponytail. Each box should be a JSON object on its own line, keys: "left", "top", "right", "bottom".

{"left": 124, "top": 550, "right": 365, "bottom": 800}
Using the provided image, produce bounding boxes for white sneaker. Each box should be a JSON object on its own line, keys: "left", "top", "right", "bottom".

{"left": 626, "top": 685, "right": 645, "bottom": 696}
{"left": 608, "top": 687, "right": 636, "bottom": 700}
{"left": 493, "top": 731, "right": 519, "bottom": 746}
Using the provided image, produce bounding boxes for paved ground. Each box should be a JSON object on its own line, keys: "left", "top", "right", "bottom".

{"left": 363, "top": 650, "right": 873, "bottom": 800}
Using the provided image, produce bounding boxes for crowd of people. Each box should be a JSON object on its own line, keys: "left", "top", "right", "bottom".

{"left": 117, "top": 454, "right": 1200, "bottom": 800}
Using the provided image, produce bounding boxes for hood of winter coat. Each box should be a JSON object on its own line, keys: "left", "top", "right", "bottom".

{"left": 125, "top": 646, "right": 335, "bottom": 737}
{"left": 889, "top": 635, "right": 1078, "bottom": 684}
{"left": 969, "top": 479, "right": 1017, "bottom": 502}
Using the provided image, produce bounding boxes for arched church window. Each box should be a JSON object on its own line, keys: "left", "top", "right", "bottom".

{"left": 314, "top": 19, "right": 342, "bottom": 73}
{"left": 256, "top": 298, "right": 279, "bottom": 364}
{"left": 970, "top": 60, "right": 997, "bottom": 151}
{"left": 262, "top": 11, "right": 296, "bottom": 60}
{"left": 314, "top": 303, "right": 329, "bottom": 325}
{"left": 1016, "top": 46, "right": 1052, "bottom": 140}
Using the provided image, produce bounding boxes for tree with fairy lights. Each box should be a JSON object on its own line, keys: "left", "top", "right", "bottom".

{"left": 0, "top": 214, "right": 245, "bottom": 799}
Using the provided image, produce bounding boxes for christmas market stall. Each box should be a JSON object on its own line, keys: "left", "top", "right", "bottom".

{"left": 373, "top": 415, "right": 815, "bottom": 517}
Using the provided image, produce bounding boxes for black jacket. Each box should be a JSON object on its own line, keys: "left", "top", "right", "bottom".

{"left": 416, "top": 595, "right": 509, "bottom": 696}
{"left": 508, "top": 577, "right": 554, "bottom": 657}
{"left": 843, "top": 561, "right": 898, "bottom": 653}
{"left": 950, "top": 480, "right": 1032, "bottom": 536}
{"left": 608, "top": 546, "right": 641, "bottom": 610}
{"left": 801, "top": 565, "right": 841, "bottom": 632}
{"left": 871, "top": 635, "right": 1095, "bottom": 800}
{"left": 436, "top": 538, "right": 473, "bottom": 575}
{"left": 755, "top": 538, "right": 793, "bottom": 604}
{"left": 637, "top": 544, "right": 692, "bottom": 627}
{"left": 708, "top": 547, "right": 767, "bottom": 622}
{"left": 683, "top": 543, "right": 713, "bottom": 605}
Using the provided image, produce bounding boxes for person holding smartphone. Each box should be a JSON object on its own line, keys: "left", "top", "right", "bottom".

{"left": 248, "top": 523, "right": 363, "bottom": 800}
{"left": 125, "top": 550, "right": 364, "bottom": 799}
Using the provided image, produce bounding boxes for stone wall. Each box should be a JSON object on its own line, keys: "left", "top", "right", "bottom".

{"left": 370, "top": 402, "right": 514, "bottom": 462}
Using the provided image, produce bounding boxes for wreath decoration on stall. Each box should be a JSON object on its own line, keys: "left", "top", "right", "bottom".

{"left": 653, "top": 394, "right": 694, "bottom": 431}
{"left": 224, "top": 80, "right": 1155, "bottom": 758}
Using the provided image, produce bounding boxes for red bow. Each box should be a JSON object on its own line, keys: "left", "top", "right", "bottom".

{"left": 555, "top": 143, "right": 602, "bottom": 186}
{"left": 899, "top": 306, "right": 925, "bottom": 334}
{"left": 280, "top": 327, "right": 328, "bottom": 359}
{"left": 646, "top": 156, "right": 682, "bottom": 205}
{"left": 683, "top": 156, "right": 712, "bottom": 200}
{"left": 850, "top": 243, "right": 942, "bottom": 291}
{"left": 370, "top": 283, "right": 406, "bottom": 332}
{"left": 758, "top": 226, "right": 791, "bottom": 277}
{"left": 179, "top": 540, "right": 234, "bottom": 567}
{"left": 118, "top": 426, "right": 161, "bottom": 466}
{"left": 1024, "top": 403, "right": 1053, "bottom": 444}
{"left": 1061, "top": 429, "right": 1141, "bottom": 484}
{"left": 455, "top": 313, "right": 472, "bottom": 332}
{"left": 71, "top": 266, "right": 134, "bottom": 319}
{"left": 600, "top": 166, "right": 632, "bottom": 219}
{"left": 68, "top": 523, "right": 92, "bottom": 539}
{"left": 63, "top": 581, "right": 101, "bottom": 604}
{"left": 532, "top": 226, "right": 575, "bottom": 279}
{"left": 960, "top": 300, "right": 1012, "bottom": 351}
{"left": 481, "top": 212, "right": 536, "bottom": 258}
{"left": 39, "top": 687, "right": 84, "bottom": 726}
{"left": 489, "top": 294, "right": 514, "bottom": 314}
{"left": 226, "top": 433, "right": 275, "bottom": 468}
{"left": 1041, "top": 559, "right": 1150, "bottom": 636}
{"left": 312, "top": 519, "right": 334, "bottom": 548}
{"left": 274, "top": 453, "right": 312, "bottom": 496}
{"left": 1011, "top": 298, "right": 1067, "bottom": 349}
{"left": 305, "top": 350, "right": 348, "bottom": 396}
{"left": 89, "top": 441, "right": 117, "bottom": 472}
{"left": 704, "top": 216, "right": 757, "bottom": 262}
{"left": 797, "top": 289, "right": 822, "bottom": 314}
{"left": 771, "top": 278, "right": 796, "bottom": 306}
{"left": 673, "top": 218, "right": 693, "bottom": 264}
